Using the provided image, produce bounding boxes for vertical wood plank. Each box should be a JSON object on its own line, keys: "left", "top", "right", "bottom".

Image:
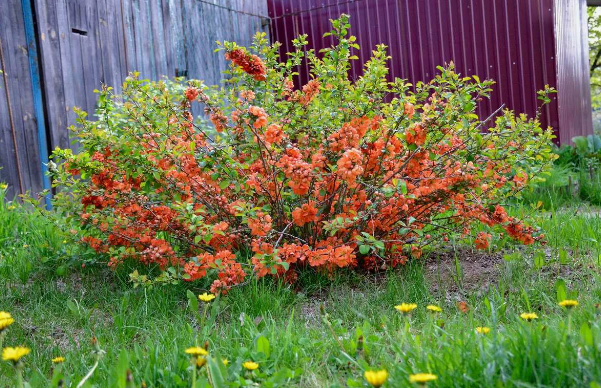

{"left": 33, "top": 0, "right": 69, "bottom": 151}
{"left": 0, "top": 0, "right": 43, "bottom": 196}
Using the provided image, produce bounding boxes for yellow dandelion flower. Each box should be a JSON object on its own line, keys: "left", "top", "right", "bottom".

{"left": 409, "top": 373, "right": 438, "bottom": 384}
{"left": 195, "top": 356, "right": 207, "bottom": 368}
{"left": 242, "top": 361, "right": 259, "bottom": 370}
{"left": 558, "top": 299, "right": 578, "bottom": 309}
{"left": 426, "top": 305, "right": 442, "bottom": 313}
{"left": 520, "top": 312, "right": 538, "bottom": 322}
{"left": 52, "top": 356, "right": 65, "bottom": 364}
{"left": 222, "top": 359, "right": 229, "bottom": 366}
{"left": 0, "top": 312, "right": 15, "bottom": 332}
{"left": 475, "top": 327, "right": 490, "bottom": 334}
{"left": 185, "top": 347, "right": 208, "bottom": 356}
{"left": 395, "top": 303, "right": 418, "bottom": 314}
{"left": 198, "top": 293, "right": 216, "bottom": 303}
{"left": 2, "top": 347, "right": 30, "bottom": 362}
{"left": 364, "top": 369, "right": 389, "bottom": 387}
{"left": 0, "top": 183, "right": 7, "bottom": 190}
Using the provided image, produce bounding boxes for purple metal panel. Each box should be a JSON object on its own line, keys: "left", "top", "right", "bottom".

{"left": 267, "top": 0, "right": 574, "bottom": 142}
{"left": 554, "top": 0, "right": 594, "bottom": 143}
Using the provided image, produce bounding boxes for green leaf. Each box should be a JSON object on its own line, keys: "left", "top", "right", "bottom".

{"left": 581, "top": 322, "right": 594, "bottom": 347}
{"left": 559, "top": 248, "right": 568, "bottom": 265}
{"left": 56, "top": 265, "right": 67, "bottom": 276}
{"left": 555, "top": 279, "right": 567, "bottom": 303}
{"left": 187, "top": 289, "right": 199, "bottom": 312}
{"left": 115, "top": 348, "right": 130, "bottom": 388}
{"left": 398, "top": 179, "right": 407, "bottom": 194}
{"left": 534, "top": 252, "right": 546, "bottom": 269}
{"left": 503, "top": 252, "right": 520, "bottom": 262}
{"left": 256, "top": 335, "right": 270, "bottom": 357}
{"left": 359, "top": 245, "right": 370, "bottom": 255}
{"left": 66, "top": 299, "right": 78, "bottom": 316}
{"left": 207, "top": 357, "right": 226, "bottom": 388}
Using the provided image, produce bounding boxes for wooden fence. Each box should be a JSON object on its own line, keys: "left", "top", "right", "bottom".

{"left": 0, "top": 0, "right": 269, "bottom": 201}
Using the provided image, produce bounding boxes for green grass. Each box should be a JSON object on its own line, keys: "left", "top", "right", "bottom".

{"left": 2, "top": 189, "right": 601, "bottom": 386}
{"left": 520, "top": 164, "right": 601, "bottom": 210}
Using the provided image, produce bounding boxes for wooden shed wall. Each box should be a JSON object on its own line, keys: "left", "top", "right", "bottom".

{"left": 0, "top": 0, "right": 269, "bottom": 199}
{"left": 0, "top": 0, "right": 45, "bottom": 199}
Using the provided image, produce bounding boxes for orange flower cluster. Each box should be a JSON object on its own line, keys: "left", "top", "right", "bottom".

{"left": 299, "top": 79, "right": 320, "bottom": 106}
{"left": 240, "top": 90, "right": 256, "bottom": 101}
{"left": 184, "top": 250, "right": 246, "bottom": 293}
{"left": 210, "top": 110, "right": 228, "bottom": 132}
{"left": 225, "top": 48, "right": 266, "bottom": 81}
{"left": 474, "top": 232, "right": 491, "bottom": 250}
{"left": 277, "top": 148, "right": 313, "bottom": 195}
{"left": 292, "top": 201, "right": 318, "bottom": 226}
{"left": 249, "top": 106, "right": 268, "bottom": 128}
{"left": 247, "top": 211, "right": 272, "bottom": 236}
{"left": 405, "top": 124, "right": 427, "bottom": 146}
{"left": 185, "top": 87, "right": 200, "bottom": 101}
{"left": 264, "top": 124, "right": 286, "bottom": 145}
{"left": 337, "top": 148, "right": 364, "bottom": 187}
{"left": 328, "top": 117, "right": 372, "bottom": 152}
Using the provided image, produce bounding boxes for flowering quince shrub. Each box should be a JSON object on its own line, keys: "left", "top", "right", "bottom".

{"left": 51, "top": 16, "right": 556, "bottom": 293}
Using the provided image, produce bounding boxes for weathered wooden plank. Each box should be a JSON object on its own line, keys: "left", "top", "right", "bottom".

{"left": 135, "top": 0, "right": 153, "bottom": 78}
{"left": 129, "top": 0, "right": 146, "bottom": 76}
{"left": 163, "top": 0, "right": 183, "bottom": 76}
{"left": 0, "top": 0, "right": 43, "bottom": 196}
{"left": 149, "top": 0, "right": 168, "bottom": 77}
{"left": 120, "top": 0, "right": 136, "bottom": 75}
{"left": 141, "top": 0, "right": 157, "bottom": 78}
{"left": 65, "top": 1, "right": 88, "bottom": 127}
{"left": 55, "top": 0, "right": 78, "bottom": 138}
{"left": 33, "top": 0, "right": 69, "bottom": 151}
{"left": 0, "top": 26, "right": 21, "bottom": 197}
{"left": 81, "top": 0, "right": 103, "bottom": 116}
{"left": 96, "top": 0, "right": 113, "bottom": 87}
{"left": 111, "top": 0, "right": 129, "bottom": 88}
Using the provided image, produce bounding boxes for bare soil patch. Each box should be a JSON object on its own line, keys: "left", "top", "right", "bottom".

{"left": 423, "top": 248, "right": 504, "bottom": 302}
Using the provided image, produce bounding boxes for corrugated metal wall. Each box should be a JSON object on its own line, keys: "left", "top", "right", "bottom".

{"left": 554, "top": 0, "right": 594, "bottom": 143}
{"left": 267, "top": 0, "right": 592, "bottom": 143}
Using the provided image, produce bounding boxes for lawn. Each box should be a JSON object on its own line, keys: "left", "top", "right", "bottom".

{"left": 1, "top": 187, "right": 601, "bottom": 387}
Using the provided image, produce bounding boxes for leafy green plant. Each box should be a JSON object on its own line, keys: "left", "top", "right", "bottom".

{"left": 50, "top": 16, "right": 555, "bottom": 292}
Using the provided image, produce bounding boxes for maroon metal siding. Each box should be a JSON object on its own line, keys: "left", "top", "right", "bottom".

{"left": 268, "top": 0, "right": 571, "bottom": 142}
{"left": 554, "top": 0, "right": 594, "bottom": 143}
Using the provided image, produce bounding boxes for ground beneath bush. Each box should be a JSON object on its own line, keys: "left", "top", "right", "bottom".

{"left": 424, "top": 248, "right": 503, "bottom": 299}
